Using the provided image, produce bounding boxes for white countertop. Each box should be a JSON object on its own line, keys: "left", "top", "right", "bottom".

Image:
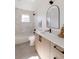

{"left": 35, "top": 30, "right": 64, "bottom": 49}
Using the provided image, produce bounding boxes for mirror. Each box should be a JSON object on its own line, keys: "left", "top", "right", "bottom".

{"left": 38, "top": 19, "right": 42, "bottom": 28}
{"left": 46, "top": 5, "right": 60, "bottom": 29}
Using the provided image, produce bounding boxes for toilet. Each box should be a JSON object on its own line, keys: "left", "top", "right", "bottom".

{"left": 28, "top": 35, "right": 36, "bottom": 46}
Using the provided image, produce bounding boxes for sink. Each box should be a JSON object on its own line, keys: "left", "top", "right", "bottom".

{"left": 35, "top": 30, "right": 64, "bottom": 48}
{"left": 42, "top": 31, "right": 63, "bottom": 39}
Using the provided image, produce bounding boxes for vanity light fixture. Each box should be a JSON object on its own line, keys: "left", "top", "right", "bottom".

{"left": 49, "top": 0, "right": 54, "bottom": 5}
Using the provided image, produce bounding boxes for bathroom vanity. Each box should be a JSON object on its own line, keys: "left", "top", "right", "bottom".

{"left": 35, "top": 30, "right": 64, "bottom": 59}
{"left": 34, "top": 4, "right": 64, "bottom": 59}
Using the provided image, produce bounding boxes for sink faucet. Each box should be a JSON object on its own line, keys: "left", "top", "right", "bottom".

{"left": 45, "top": 28, "right": 52, "bottom": 33}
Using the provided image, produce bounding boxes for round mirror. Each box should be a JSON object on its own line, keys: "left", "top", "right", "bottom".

{"left": 46, "top": 5, "right": 60, "bottom": 29}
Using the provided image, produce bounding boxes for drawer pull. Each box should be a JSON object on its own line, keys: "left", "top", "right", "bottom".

{"left": 39, "top": 36, "right": 42, "bottom": 42}
{"left": 54, "top": 46, "right": 64, "bottom": 54}
{"left": 54, "top": 57, "right": 56, "bottom": 59}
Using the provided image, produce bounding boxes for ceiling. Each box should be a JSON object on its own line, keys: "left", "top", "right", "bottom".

{"left": 15, "top": 0, "right": 50, "bottom": 11}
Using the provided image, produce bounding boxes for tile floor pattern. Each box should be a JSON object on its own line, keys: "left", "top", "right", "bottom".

{"left": 15, "top": 42, "right": 40, "bottom": 59}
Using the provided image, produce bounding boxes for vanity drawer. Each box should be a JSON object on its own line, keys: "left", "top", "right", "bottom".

{"left": 50, "top": 42, "right": 64, "bottom": 59}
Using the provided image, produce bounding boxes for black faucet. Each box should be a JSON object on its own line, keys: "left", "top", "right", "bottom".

{"left": 45, "top": 28, "right": 52, "bottom": 33}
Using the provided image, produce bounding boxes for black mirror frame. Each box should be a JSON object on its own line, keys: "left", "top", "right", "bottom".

{"left": 46, "top": 5, "right": 60, "bottom": 29}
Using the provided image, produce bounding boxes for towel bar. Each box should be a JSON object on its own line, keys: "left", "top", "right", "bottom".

{"left": 54, "top": 45, "right": 64, "bottom": 54}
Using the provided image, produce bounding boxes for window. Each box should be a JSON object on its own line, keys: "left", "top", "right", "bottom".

{"left": 21, "top": 14, "right": 30, "bottom": 22}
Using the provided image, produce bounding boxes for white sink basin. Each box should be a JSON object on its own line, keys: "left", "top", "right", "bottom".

{"left": 42, "top": 31, "right": 62, "bottom": 39}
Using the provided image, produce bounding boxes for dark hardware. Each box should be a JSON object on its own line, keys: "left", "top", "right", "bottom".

{"left": 45, "top": 28, "right": 52, "bottom": 33}
{"left": 54, "top": 57, "right": 56, "bottom": 59}
{"left": 49, "top": 28, "right": 52, "bottom": 33}
{"left": 34, "top": 29, "right": 36, "bottom": 31}
{"left": 49, "top": 0, "right": 54, "bottom": 5}
{"left": 39, "top": 36, "right": 42, "bottom": 42}
{"left": 33, "top": 29, "right": 36, "bottom": 34}
{"left": 54, "top": 46, "right": 64, "bottom": 54}
{"left": 33, "top": 13, "right": 35, "bottom": 16}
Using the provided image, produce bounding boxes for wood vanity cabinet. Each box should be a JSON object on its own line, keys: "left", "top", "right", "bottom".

{"left": 35, "top": 34, "right": 64, "bottom": 59}
{"left": 35, "top": 35, "right": 50, "bottom": 59}
{"left": 50, "top": 42, "right": 64, "bottom": 59}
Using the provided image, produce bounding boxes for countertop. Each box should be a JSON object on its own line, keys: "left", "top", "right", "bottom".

{"left": 35, "top": 30, "right": 64, "bottom": 49}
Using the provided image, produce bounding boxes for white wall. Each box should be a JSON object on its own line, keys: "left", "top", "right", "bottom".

{"left": 34, "top": 0, "right": 64, "bottom": 31}
{"left": 15, "top": 0, "right": 50, "bottom": 11}
{"left": 15, "top": 0, "right": 36, "bottom": 11}
{"left": 15, "top": 8, "right": 35, "bottom": 44}
{"left": 15, "top": 0, "right": 64, "bottom": 44}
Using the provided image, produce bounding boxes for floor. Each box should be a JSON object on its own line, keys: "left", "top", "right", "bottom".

{"left": 15, "top": 42, "right": 40, "bottom": 59}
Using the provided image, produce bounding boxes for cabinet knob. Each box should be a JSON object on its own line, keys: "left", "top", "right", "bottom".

{"left": 54, "top": 57, "right": 56, "bottom": 59}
